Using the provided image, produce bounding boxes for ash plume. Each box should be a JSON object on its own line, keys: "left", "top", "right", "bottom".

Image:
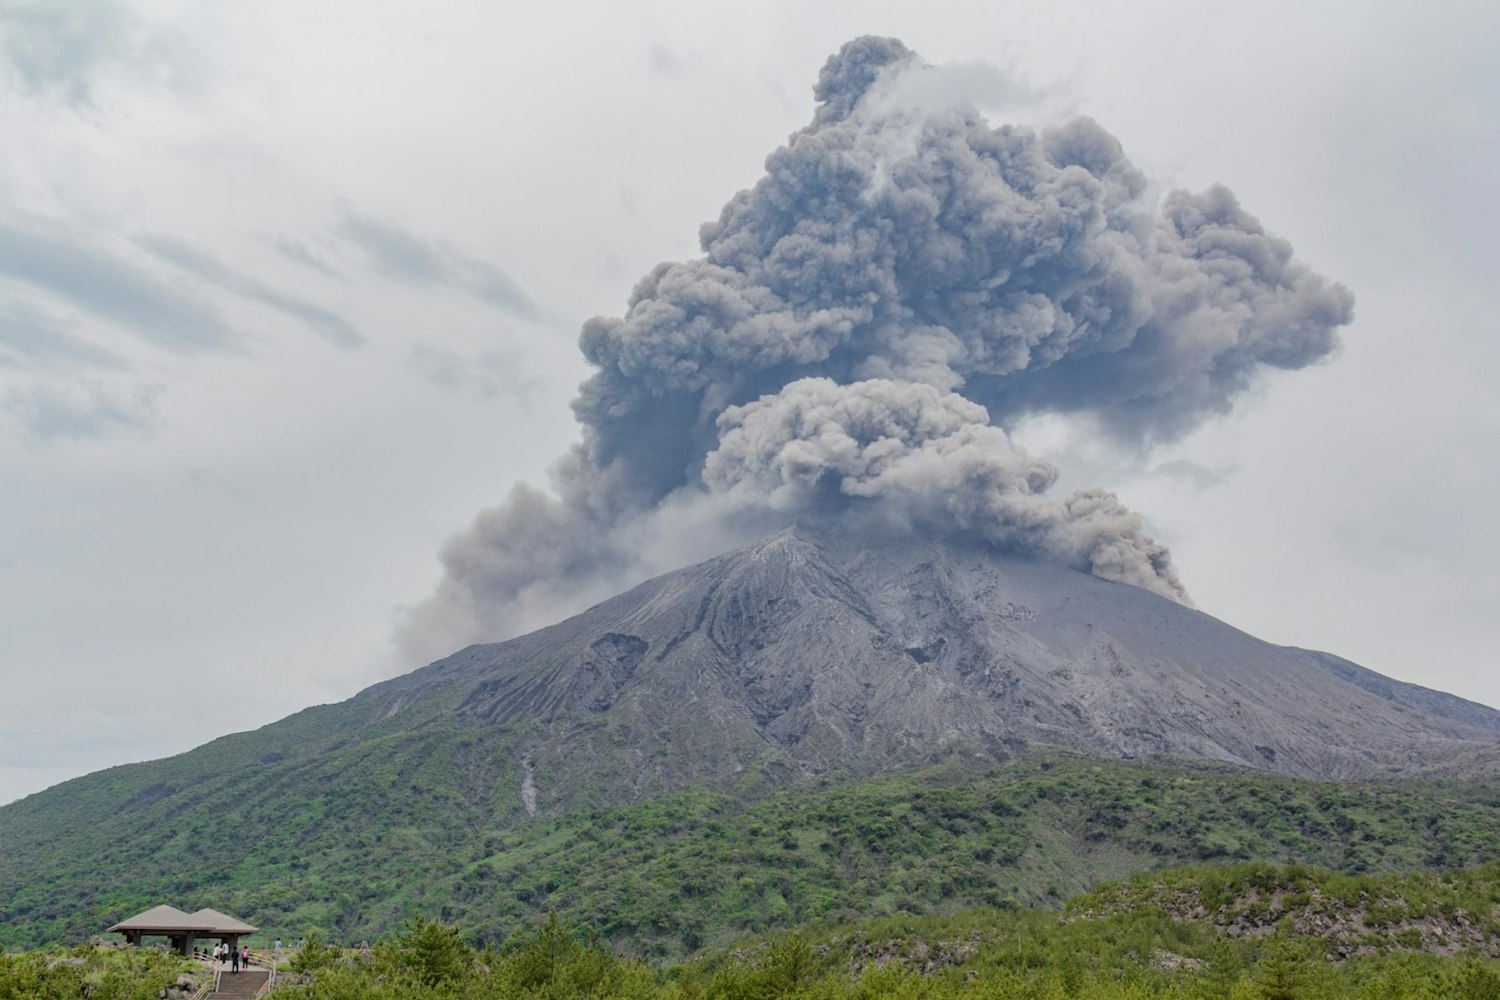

{"left": 705, "top": 378, "right": 1185, "bottom": 602}
{"left": 396, "top": 36, "right": 1352, "bottom": 663}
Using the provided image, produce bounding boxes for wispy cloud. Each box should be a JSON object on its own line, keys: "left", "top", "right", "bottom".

{"left": 5, "top": 379, "right": 161, "bottom": 443}
{"left": 140, "top": 234, "right": 364, "bottom": 349}
{"left": 0, "top": 0, "right": 131, "bottom": 104}
{"left": 0, "top": 0, "right": 204, "bottom": 105}
{"left": 406, "top": 343, "right": 544, "bottom": 404}
{"left": 273, "top": 236, "right": 344, "bottom": 281}
{"left": 0, "top": 299, "right": 124, "bottom": 370}
{"left": 646, "top": 43, "right": 690, "bottom": 77}
{"left": 1151, "top": 458, "right": 1238, "bottom": 492}
{"left": 0, "top": 220, "right": 236, "bottom": 354}
{"left": 338, "top": 212, "right": 536, "bottom": 316}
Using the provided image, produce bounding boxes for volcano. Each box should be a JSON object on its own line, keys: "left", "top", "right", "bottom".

{"left": 5, "top": 523, "right": 1499, "bottom": 949}
{"left": 352, "top": 524, "right": 1500, "bottom": 817}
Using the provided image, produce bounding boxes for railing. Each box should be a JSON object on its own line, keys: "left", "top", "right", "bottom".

{"left": 247, "top": 950, "right": 277, "bottom": 998}
{"left": 186, "top": 947, "right": 279, "bottom": 996}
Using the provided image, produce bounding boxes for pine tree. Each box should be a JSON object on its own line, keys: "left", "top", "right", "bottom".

{"left": 1205, "top": 935, "right": 1245, "bottom": 999}
{"left": 393, "top": 916, "right": 473, "bottom": 988}
{"left": 289, "top": 928, "right": 333, "bottom": 975}
{"left": 1256, "top": 926, "right": 1304, "bottom": 1000}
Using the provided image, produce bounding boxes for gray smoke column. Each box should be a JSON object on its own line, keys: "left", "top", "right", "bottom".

{"left": 396, "top": 36, "right": 1352, "bottom": 663}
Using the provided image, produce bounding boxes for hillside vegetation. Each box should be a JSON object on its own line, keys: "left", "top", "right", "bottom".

{"left": 12, "top": 863, "right": 1500, "bottom": 999}
{"left": 0, "top": 945, "right": 200, "bottom": 1000}
{"left": 5, "top": 753, "right": 1500, "bottom": 955}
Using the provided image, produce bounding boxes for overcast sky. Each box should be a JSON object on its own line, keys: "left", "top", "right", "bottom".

{"left": 2, "top": 0, "right": 1496, "bottom": 806}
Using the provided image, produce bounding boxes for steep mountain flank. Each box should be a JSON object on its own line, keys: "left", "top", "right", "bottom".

{"left": 1285, "top": 646, "right": 1500, "bottom": 736}
{"left": 348, "top": 525, "right": 1500, "bottom": 817}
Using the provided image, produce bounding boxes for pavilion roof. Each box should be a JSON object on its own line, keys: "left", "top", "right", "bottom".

{"left": 107, "top": 904, "right": 257, "bottom": 934}
{"left": 108, "top": 905, "right": 196, "bottom": 932}
{"left": 189, "top": 908, "right": 258, "bottom": 934}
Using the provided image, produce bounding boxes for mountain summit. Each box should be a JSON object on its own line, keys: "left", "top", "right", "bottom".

{"left": 356, "top": 524, "right": 1499, "bottom": 817}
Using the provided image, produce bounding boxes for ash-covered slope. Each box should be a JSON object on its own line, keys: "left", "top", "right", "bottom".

{"left": 354, "top": 524, "right": 1500, "bottom": 814}
{"left": 1284, "top": 646, "right": 1500, "bottom": 736}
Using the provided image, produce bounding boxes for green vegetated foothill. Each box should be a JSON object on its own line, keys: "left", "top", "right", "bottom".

{"left": 6, "top": 752, "right": 1500, "bottom": 958}
{"left": 12, "top": 863, "right": 1500, "bottom": 999}
{"left": 255, "top": 890, "right": 1500, "bottom": 999}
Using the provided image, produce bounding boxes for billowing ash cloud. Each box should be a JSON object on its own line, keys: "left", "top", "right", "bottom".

{"left": 396, "top": 36, "right": 1352, "bottom": 663}
{"left": 705, "top": 378, "right": 1185, "bottom": 602}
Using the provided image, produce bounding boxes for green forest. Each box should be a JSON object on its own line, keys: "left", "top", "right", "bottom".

{"left": 9, "top": 752, "right": 1500, "bottom": 954}
{"left": 9, "top": 861, "right": 1500, "bottom": 999}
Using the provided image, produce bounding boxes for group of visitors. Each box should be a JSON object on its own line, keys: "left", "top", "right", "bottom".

{"left": 211, "top": 942, "right": 252, "bottom": 973}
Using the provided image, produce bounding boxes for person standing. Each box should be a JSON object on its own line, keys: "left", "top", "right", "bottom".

{"left": 241, "top": 946, "right": 250, "bottom": 970}
{"left": 231, "top": 944, "right": 240, "bottom": 973}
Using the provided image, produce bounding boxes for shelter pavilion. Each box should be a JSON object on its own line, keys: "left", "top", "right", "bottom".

{"left": 108, "top": 905, "right": 257, "bottom": 955}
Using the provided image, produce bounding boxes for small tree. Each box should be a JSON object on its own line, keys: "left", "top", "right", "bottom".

{"left": 393, "top": 916, "right": 473, "bottom": 988}
{"left": 1256, "top": 926, "right": 1305, "bottom": 1000}
{"left": 510, "top": 912, "right": 579, "bottom": 990}
{"left": 1205, "top": 935, "right": 1246, "bottom": 999}
{"left": 762, "top": 934, "right": 813, "bottom": 998}
{"left": 290, "top": 928, "right": 334, "bottom": 976}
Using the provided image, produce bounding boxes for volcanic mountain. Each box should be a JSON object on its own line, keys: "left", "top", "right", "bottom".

{"left": 5, "top": 523, "right": 1500, "bottom": 948}
{"left": 373, "top": 526, "right": 1498, "bottom": 807}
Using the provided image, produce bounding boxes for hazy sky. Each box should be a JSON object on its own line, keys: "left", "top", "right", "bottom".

{"left": 2, "top": 0, "right": 1496, "bottom": 806}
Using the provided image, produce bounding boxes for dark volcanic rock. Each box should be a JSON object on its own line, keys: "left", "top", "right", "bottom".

{"left": 352, "top": 525, "right": 1500, "bottom": 816}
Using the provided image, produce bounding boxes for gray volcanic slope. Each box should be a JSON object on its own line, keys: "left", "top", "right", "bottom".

{"left": 350, "top": 525, "right": 1500, "bottom": 814}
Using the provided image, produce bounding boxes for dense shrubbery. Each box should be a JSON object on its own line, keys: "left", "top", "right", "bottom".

{"left": 0, "top": 944, "right": 194, "bottom": 1000}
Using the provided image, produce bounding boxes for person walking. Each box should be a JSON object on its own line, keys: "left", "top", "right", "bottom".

{"left": 241, "top": 945, "right": 250, "bottom": 970}
{"left": 231, "top": 944, "right": 240, "bottom": 973}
